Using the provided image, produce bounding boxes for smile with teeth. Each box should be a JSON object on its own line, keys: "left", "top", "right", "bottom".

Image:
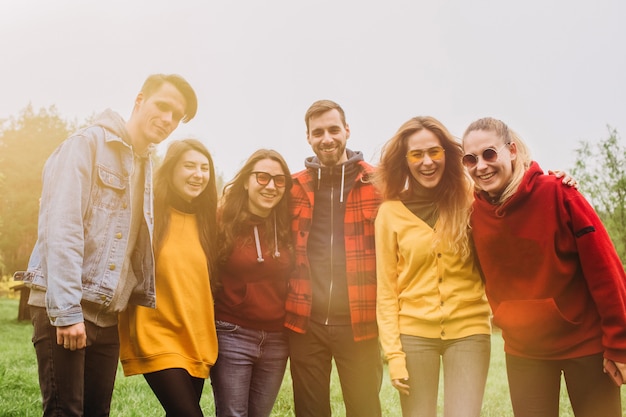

{"left": 420, "top": 169, "right": 436, "bottom": 176}
{"left": 478, "top": 172, "right": 496, "bottom": 181}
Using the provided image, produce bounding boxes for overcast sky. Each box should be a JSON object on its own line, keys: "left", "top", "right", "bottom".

{"left": 1, "top": 0, "right": 624, "bottom": 181}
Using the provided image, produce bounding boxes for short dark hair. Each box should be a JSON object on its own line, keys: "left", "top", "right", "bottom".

{"left": 141, "top": 74, "right": 198, "bottom": 123}
{"left": 304, "top": 100, "right": 346, "bottom": 133}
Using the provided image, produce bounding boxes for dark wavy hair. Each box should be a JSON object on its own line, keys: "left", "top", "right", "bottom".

{"left": 217, "top": 149, "right": 293, "bottom": 269}
{"left": 153, "top": 139, "right": 218, "bottom": 280}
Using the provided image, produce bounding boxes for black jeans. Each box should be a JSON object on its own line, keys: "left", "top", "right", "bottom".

{"left": 31, "top": 306, "right": 120, "bottom": 417}
{"left": 506, "top": 352, "right": 622, "bottom": 417}
{"left": 288, "top": 321, "right": 382, "bottom": 417}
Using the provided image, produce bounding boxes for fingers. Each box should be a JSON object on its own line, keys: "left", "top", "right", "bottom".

{"left": 563, "top": 177, "right": 578, "bottom": 189}
{"left": 56, "top": 323, "right": 87, "bottom": 351}
{"left": 548, "top": 170, "right": 579, "bottom": 189}
{"left": 391, "top": 378, "right": 410, "bottom": 396}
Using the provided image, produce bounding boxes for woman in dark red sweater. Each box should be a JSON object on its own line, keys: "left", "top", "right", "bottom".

{"left": 210, "top": 149, "right": 293, "bottom": 417}
{"left": 463, "top": 117, "right": 626, "bottom": 417}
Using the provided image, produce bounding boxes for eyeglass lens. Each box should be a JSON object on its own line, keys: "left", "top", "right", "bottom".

{"left": 462, "top": 147, "right": 502, "bottom": 168}
{"left": 253, "top": 172, "right": 286, "bottom": 187}
{"left": 406, "top": 146, "right": 445, "bottom": 163}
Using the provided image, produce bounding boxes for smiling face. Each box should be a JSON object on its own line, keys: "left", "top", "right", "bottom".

{"left": 246, "top": 158, "right": 286, "bottom": 217}
{"left": 406, "top": 129, "right": 446, "bottom": 189}
{"left": 171, "top": 149, "right": 211, "bottom": 202}
{"left": 306, "top": 109, "right": 350, "bottom": 167}
{"left": 463, "top": 129, "right": 516, "bottom": 197}
{"left": 128, "top": 82, "right": 188, "bottom": 152}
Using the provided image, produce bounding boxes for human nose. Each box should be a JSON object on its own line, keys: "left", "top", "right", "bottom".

{"left": 321, "top": 130, "right": 334, "bottom": 142}
{"left": 264, "top": 178, "right": 277, "bottom": 189}
{"left": 475, "top": 156, "right": 488, "bottom": 170}
{"left": 421, "top": 154, "right": 434, "bottom": 165}
{"left": 161, "top": 111, "right": 174, "bottom": 124}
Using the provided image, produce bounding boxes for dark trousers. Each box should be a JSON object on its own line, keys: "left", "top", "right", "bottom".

{"left": 144, "top": 368, "right": 205, "bottom": 417}
{"left": 31, "top": 307, "right": 120, "bottom": 417}
{"left": 506, "top": 352, "right": 622, "bottom": 417}
{"left": 288, "top": 321, "right": 382, "bottom": 417}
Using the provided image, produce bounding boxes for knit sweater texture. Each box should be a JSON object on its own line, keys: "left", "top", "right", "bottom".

{"left": 376, "top": 200, "right": 492, "bottom": 380}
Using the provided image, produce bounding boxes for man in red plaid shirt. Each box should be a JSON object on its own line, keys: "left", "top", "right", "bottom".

{"left": 285, "top": 100, "right": 382, "bottom": 417}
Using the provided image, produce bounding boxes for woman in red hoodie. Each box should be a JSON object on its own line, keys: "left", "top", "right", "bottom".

{"left": 210, "top": 149, "right": 294, "bottom": 417}
{"left": 463, "top": 117, "right": 626, "bottom": 417}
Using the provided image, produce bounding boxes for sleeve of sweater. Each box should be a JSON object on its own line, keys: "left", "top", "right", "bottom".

{"left": 563, "top": 187, "right": 626, "bottom": 362}
{"left": 375, "top": 202, "right": 409, "bottom": 381}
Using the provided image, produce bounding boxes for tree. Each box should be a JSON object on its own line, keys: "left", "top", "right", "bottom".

{"left": 0, "top": 105, "right": 74, "bottom": 275}
{"left": 571, "top": 126, "right": 626, "bottom": 265}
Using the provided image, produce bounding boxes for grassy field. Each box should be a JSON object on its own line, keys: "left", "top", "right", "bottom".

{"left": 0, "top": 297, "right": 623, "bottom": 416}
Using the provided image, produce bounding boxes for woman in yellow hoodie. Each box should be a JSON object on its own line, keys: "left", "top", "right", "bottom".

{"left": 375, "top": 117, "right": 492, "bottom": 417}
{"left": 118, "top": 139, "right": 219, "bottom": 416}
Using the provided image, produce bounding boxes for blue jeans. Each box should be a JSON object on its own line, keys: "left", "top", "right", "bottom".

{"left": 399, "top": 334, "right": 491, "bottom": 417}
{"left": 210, "top": 320, "right": 288, "bottom": 417}
{"left": 506, "top": 352, "right": 622, "bottom": 417}
{"left": 288, "top": 322, "right": 383, "bottom": 417}
{"left": 31, "top": 306, "right": 120, "bottom": 417}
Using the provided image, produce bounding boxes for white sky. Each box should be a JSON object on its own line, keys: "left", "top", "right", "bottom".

{"left": 1, "top": 0, "right": 624, "bottom": 180}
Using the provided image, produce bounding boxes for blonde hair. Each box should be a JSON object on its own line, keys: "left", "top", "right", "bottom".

{"left": 462, "top": 117, "right": 532, "bottom": 205}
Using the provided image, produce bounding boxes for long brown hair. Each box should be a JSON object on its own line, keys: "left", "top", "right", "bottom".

{"left": 377, "top": 116, "right": 473, "bottom": 257}
{"left": 217, "top": 149, "right": 293, "bottom": 268}
{"left": 153, "top": 139, "right": 218, "bottom": 278}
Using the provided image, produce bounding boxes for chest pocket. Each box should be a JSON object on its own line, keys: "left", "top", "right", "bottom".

{"left": 92, "top": 165, "right": 128, "bottom": 210}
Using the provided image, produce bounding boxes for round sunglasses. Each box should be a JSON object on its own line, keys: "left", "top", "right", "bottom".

{"left": 250, "top": 171, "right": 287, "bottom": 188}
{"left": 462, "top": 143, "right": 510, "bottom": 168}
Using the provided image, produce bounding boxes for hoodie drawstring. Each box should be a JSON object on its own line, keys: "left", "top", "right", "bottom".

{"left": 340, "top": 164, "right": 345, "bottom": 204}
{"left": 317, "top": 167, "right": 321, "bottom": 191}
{"left": 254, "top": 226, "right": 264, "bottom": 263}
{"left": 253, "top": 214, "right": 281, "bottom": 263}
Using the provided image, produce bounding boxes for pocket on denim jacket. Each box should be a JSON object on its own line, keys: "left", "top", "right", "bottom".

{"left": 92, "top": 165, "right": 127, "bottom": 210}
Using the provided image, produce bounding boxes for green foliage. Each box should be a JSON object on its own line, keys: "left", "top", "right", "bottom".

{"left": 572, "top": 126, "right": 626, "bottom": 264}
{"left": 0, "top": 105, "right": 74, "bottom": 275}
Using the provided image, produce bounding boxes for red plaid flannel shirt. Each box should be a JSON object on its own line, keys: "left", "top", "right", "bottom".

{"left": 285, "top": 160, "right": 381, "bottom": 341}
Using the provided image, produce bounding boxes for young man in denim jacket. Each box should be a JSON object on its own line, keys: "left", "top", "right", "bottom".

{"left": 14, "top": 73, "right": 197, "bottom": 417}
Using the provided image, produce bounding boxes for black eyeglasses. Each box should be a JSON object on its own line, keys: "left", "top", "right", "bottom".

{"left": 462, "top": 143, "right": 510, "bottom": 168}
{"left": 250, "top": 171, "right": 287, "bottom": 188}
{"left": 406, "top": 146, "right": 445, "bottom": 164}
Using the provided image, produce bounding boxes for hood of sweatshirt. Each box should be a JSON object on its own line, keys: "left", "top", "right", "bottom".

{"left": 304, "top": 148, "right": 364, "bottom": 172}
{"left": 93, "top": 109, "right": 132, "bottom": 146}
{"left": 474, "top": 161, "right": 543, "bottom": 217}
{"left": 304, "top": 149, "right": 364, "bottom": 202}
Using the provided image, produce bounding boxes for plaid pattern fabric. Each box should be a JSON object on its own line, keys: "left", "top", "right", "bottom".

{"left": 285, "top": 161, "right": 381, "bottom": 341}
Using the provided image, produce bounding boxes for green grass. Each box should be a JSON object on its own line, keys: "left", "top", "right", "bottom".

{"left": 0, "top": 298, "right": 623, "bottom": 416}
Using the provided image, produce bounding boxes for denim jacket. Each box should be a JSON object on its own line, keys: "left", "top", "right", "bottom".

{"left": 15, "top": 111, "right": 156, "bottom": 326}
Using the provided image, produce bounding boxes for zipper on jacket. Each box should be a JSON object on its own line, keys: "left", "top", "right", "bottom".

{"left": 324, "top": 173, "right": 335, "bottom": 325}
